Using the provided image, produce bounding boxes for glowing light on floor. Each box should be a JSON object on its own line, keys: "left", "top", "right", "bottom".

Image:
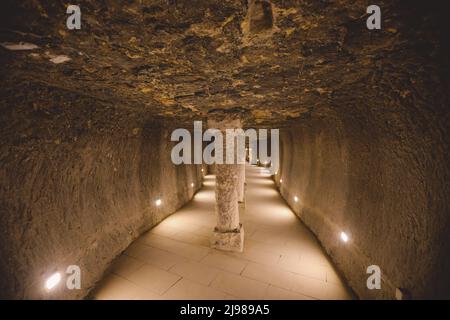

{"left": 155, "top": 199, "right": 162, "bottom": 206}
{"left": 340, "top": 231, "right": 349, "bottom": 243}
{"left": 45, "top": 272, "right": 61, "bottom": 290}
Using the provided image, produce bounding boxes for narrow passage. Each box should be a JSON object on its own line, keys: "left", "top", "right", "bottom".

{"left": 93, "top": 165, "right": 353, "bottom": 300}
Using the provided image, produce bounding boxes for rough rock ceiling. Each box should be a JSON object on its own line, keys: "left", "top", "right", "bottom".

{"left": 0, "top": 0, "right": 447, "bottom": 127}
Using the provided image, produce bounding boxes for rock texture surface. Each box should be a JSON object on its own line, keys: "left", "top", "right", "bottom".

{"left": 276, "top": 115, "right": 449, "bottom": 299}
{"left": 0, "top": 84, "right": 203, "bottom": 299}
{"left": 1, "top": 1, "right": 446, "bottom": 127}
{"left": 0, "top": 0, "right": 449, "bottom": 299}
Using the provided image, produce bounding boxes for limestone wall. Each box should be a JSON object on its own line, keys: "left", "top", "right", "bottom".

{"left": 276, "top": 112, "right": 449, "bottom": 299}
{"left": 0, "top": 87, "right": 202, "bottom": 299}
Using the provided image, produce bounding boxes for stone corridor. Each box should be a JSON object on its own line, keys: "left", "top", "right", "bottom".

{"left": 92, "top": 165, "right": 352, "bottom": 300}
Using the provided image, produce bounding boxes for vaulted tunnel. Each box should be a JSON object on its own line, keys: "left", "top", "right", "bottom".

{"left": 0, "top": 0, "right": 448, "bottom": 300}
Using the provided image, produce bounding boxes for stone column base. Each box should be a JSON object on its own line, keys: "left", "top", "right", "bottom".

{"left": 211, "top": 224, "right": 244, "bottom": 252}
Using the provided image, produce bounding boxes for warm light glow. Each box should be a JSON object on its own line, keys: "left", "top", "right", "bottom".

{"left": 280, "top": 179, "right": 283, "bottom": 183}
{"left": 191, "top": 183, "right": 194, "bottom": 187}
{"left": 201, "top": 168, "right": 204, "bottom": 172}
{"left": 45, "top": 272, "right": 61, "bottom": 290}
{"left": 340, "top": 232, "right": 349, "bottom": 243}
{"left": 294, "top": 196, "right": 299, "bottom": 203}
{"left": 155, "top": 199, "right": 162, "bottom": 206}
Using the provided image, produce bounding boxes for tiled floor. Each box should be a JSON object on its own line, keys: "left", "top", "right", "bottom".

{"left": 92, "top": 165, "right": 353, "bottom": 300}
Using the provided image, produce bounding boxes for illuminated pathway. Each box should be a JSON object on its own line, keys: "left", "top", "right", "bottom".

{"left": 92, "top": 165, "right": 353, "bottom": 300}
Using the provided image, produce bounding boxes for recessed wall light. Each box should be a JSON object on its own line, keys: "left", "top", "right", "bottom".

{"left": 45, "top": 272, "right": 61, "bottom": 290}
{"left": 280, "top": 179, "right": 283, "bottom": 183}
{"left": 294, "top": 196, "right": 299, "bottom": 203}
{"left": 155, "top": 199, "right": 162, "bottom": 206}
{"left": 340, "top": 232, "right": 349, "bottom": 243}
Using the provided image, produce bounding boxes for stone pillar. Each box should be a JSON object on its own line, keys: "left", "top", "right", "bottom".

{"left": 237, "top": 164, "right": 245, "bottom": 203}
{"left": 209, "top": 119, "right": 244, "bottom": 252}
